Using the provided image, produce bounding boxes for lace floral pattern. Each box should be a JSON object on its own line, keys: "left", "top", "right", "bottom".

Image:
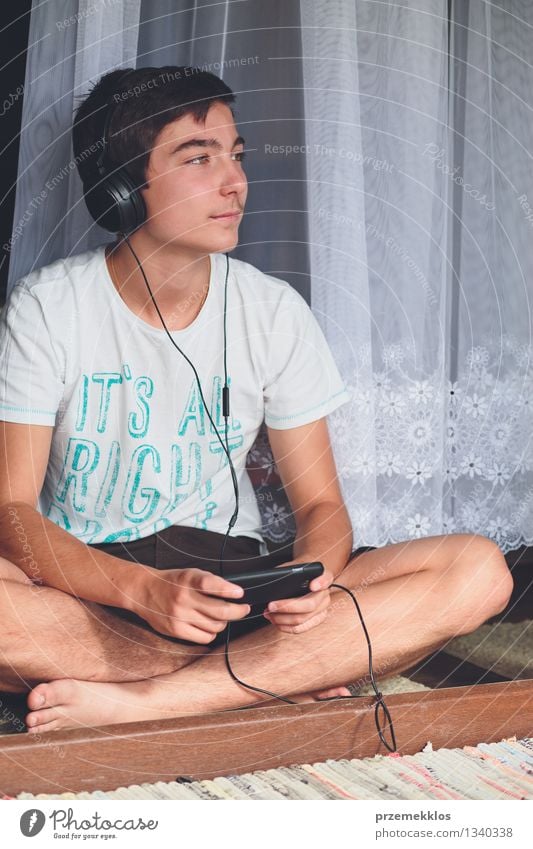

{"left": 329, "top": 342, "right": 533, "bottom": 553}
{"left": 245, "top": 423, "right": 296, "bottom": 544}
{"left": 247, "top": 342, "right": 533, "bottom": 553}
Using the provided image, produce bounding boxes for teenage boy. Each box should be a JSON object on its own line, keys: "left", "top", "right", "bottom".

{"left": 0, "top": 67, "right": 512, "bottom": 732}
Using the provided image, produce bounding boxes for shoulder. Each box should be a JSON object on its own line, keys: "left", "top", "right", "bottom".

{"left": 227, "top": 254, "right": 308, "bottom": 312}
{"left": 8, "top": 245, "right": 105, "bottom": 306}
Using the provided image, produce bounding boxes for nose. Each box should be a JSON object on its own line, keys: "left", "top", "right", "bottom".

{"left": 219, "top": 154, "right": 247, "bottom": 198}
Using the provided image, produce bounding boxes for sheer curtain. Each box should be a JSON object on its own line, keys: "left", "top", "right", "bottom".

{"left": 9, "top": 0, "right": 533, "bottom": 551}
{"left": 443, "top": 0, "right": 533, "bottom": 551}
{"left": 300, "top": 0, "right": 451, "bottom": 547}
{"left": 8, "top": 0, "right": 141, "bottom": 292}
{"left": 300, "top": 0, "right": 533, "bottom": 552}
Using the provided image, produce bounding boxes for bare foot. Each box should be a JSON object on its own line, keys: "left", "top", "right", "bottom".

{"left": 25, "top": 678, "right": 183, "bottom": 732}
{"left": 312, "top": 687, "right": 353, "bottom": 702}
{"left": 25, "top": 678, "right": 354, "bottom": 733}
{"left": 254, "top": 685, "right": 353, "bottom": 708}
{"left": 295, "top": 685, "right": 352, "bottom": 701}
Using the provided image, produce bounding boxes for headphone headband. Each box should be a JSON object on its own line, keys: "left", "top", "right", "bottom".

{"left": 95, "top": 69, "right": 135, "bottom": 176}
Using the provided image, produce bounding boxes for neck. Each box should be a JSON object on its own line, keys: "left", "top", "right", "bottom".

{"left": 108, "top": 230, "right": 211, "bottom": 319}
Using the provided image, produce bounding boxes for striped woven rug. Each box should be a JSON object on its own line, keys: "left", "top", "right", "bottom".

{"left": 17, "top": 737, "right": 533, "bottom": 801}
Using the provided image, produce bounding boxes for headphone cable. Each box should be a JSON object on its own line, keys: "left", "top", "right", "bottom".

{"left": 119, "top": 234, "right": 397, "bottom": 753}
{"left": 120, "top": 234, "right": 239, "bottom": 575}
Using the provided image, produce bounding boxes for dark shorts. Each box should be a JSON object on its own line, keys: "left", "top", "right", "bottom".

{"left": 90, "top": 525, "right": 376, "bottom": 648}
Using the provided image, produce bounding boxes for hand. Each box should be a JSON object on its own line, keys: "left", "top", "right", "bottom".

{"left": 263, "top": 558, "right": 335, "bottom": 634}
{"left": 132, "top": 566, "right": 251, "bottom": 643}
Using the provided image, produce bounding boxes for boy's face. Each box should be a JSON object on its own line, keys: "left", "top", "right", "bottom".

{"left": 141, "top": 101, "right": 247, "bottom": 255}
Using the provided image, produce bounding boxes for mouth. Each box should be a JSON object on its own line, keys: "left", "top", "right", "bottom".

{"left": 210, "top": 211, "right": 242, "bottom": 220}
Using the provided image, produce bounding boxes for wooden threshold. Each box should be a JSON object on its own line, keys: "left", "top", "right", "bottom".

{"left": 0, "top": 679, "right": 531, "bottom": 797}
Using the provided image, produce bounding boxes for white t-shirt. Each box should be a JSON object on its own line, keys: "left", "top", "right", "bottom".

{"left": 0, "top": 246, "right": 351, "bottom": 552}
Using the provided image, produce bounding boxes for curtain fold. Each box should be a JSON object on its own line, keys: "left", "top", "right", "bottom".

{"left": 8, "top": 0, "right": 142, "bottom": 293}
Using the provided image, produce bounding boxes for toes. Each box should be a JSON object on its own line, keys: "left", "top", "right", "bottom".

{"left": 25, "top": 707, "right": 61, "bottom": 729}
{"left": 27, "top": 683, "right": 49, "bottom": 711}
{"left": 27, "top": 720, "right": 61, "bottom": 734}
{"left": 27, "top": 679, "right": 76, "bottom": 712}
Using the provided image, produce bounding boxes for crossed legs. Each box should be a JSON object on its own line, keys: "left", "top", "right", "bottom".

{"left": 0, "top": 555, "right": 208, "bottom": 693}
{"left": 19, "top": 533, "right": 513, "bottom": 732}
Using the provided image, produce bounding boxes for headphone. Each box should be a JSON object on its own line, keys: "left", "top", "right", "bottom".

{"left": 82, "top": 70, "right": 146, "bottom": 233}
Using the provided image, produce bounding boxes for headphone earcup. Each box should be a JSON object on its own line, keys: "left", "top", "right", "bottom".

{"left": 83, "top": 167, "right": 146, "bottom": 234}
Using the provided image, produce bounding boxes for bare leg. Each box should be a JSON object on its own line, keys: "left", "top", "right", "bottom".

{"left": 25, "top": 534, "right": 513, "bottom": 731}
{"left": 0, "top": 557, "right": 207, "bottom": 693}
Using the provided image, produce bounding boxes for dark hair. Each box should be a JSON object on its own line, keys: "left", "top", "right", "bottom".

{"left": 72, "top": 65, "right": 236, "bottom": 188}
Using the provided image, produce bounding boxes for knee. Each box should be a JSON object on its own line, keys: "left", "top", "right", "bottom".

{"left": 0, "top": 556, "right": 34, "bottom": 586}
{"left": 449, "top": 534, "right": 513, "bottom": 634}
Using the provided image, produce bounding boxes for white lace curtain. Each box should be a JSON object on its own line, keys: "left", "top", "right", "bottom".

{"left": 10, "top": 0, "right": 533, "bottom": 552}
{"left": 300, "top": 0, "right": 533, "bottom": 552}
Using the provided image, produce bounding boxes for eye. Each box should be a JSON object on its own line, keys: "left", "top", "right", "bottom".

{"left": 185, "top": 150, "right": 247, "bottom": 166}
{"left": 187, "top": 155, "right": 210, "bottom": 165}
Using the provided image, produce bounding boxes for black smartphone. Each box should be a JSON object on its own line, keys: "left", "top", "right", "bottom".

{"left": 222, "top": 562, "right": 324, "bottom": 607}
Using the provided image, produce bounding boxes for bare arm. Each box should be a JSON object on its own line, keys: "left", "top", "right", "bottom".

{"left": 0, "top": 498, "right": 150, "bottom": 608}
{"left": 0, "top": 422, "right": 248, "bottom": 642}
{"left": 264, "top": 417, "right": 354, "bottom": 633}
{"left": 267, "top": 417, "right": 353, "bottom": 578}
{"left": 0, "top": 420, "right": 145, "bottom": 607}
